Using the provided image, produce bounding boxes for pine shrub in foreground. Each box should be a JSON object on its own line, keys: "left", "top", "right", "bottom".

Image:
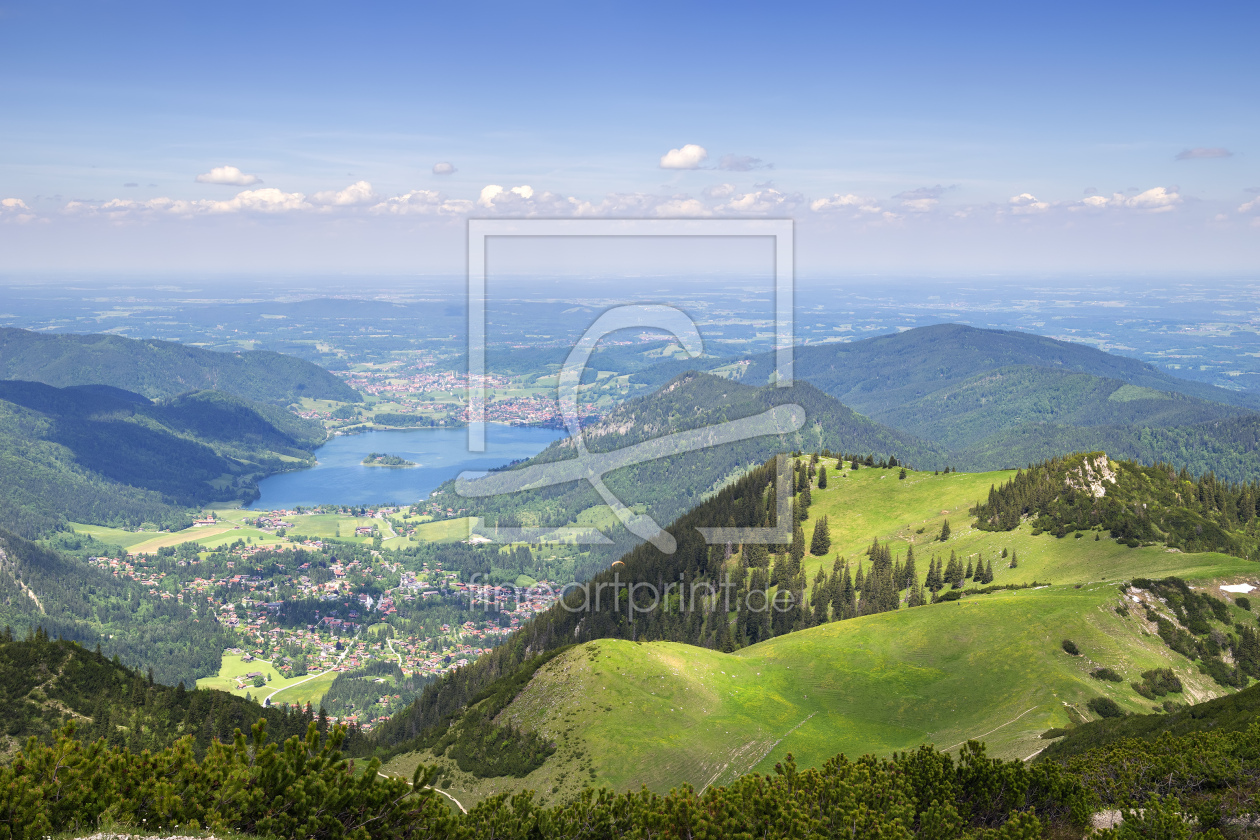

{"left": 0, "top": 722, "right": 1097, "bottom": 840}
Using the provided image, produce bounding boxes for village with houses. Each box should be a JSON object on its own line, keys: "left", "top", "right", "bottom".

{"left": 83, "top": 520, "right": 564, "bottom": 730}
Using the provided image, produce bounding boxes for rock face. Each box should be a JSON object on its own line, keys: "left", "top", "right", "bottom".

{"left": 1066, "top": 453, "right": 1117, "bottom": 499}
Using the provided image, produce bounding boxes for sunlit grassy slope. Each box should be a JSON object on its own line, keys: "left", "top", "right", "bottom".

{"left": 384, "top": 463, "right": 1260, "bottom": 809}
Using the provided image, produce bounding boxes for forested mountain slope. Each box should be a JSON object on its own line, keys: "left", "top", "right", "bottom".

{"left": 746, "top": 323, "right": 1260, "bottom": 413}
{"left": 686, "top": 324, "right": 1260, "bottom": 478}
{"left": 0, "top": 528, "right": 232, "bottom": 686}
{"left": 0, "top": 631, "right": 364, "bottom": 758}
{"left": 880, "top": 364, "right": 1249, "bottom": 451}
{"left": 0, "top": 326, "right": 359, "bottom": 404}
{"left": 0, "top": 380, "right": 324, "bottom": 536}
{"left": 450, "top": 372, "right": 944, "bottom": 564}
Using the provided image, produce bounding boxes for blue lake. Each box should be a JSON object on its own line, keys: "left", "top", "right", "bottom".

{"left": 248, "top": 425, "right": 565, "bottom": 509}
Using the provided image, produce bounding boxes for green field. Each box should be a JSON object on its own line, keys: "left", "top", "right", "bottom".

{"left": 196, "top": 652, "right": 318, "bottom": 699}
{"left": 384, "top": 463, "right": 1260, "bottom": 809}
{"left": 69, "top": 522, "right": 163, "bottom": 550}
{"left": 268, "top": 670, "right": 339, "bottom": 708}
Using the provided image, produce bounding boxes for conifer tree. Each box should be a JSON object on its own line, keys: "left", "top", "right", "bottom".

{"left": 818, "top": 465, "right": 828, "bottom": 489}
{"left": 926, "top": 556, "right": 942, "bottom": 592}
{"left": 832, "top": 561, "right": 856, "bottom": 620}
{"left": 965, "top": 558, "right": 973, "bottom": 580}
{"left": 1009, "top": 550, "right": 1018, "bottom": 569}
{"left": 810, "top": 516, "right": 831, "bottom": 556}
{"left": 854, "top": 561, "right": 865, "bottom": 593}
{"left": 791, "top": 524, "right": 805, "bottom": 565}
{"left": 902, "top": 544, "right": 917, "bottom": 590}
{"left": 812, "top": 568, "right": 829, "bottom": 624}
{"left": 939, "top": 518, "right": 951, "bottom": 541}
{"left": 899, "top": 468, "right": 907, "bottom": 479}
{"left": 983, "top": 558, "right": 994, "bottom": 584}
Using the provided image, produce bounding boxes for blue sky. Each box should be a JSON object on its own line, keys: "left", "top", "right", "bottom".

{"left": 1, "top": 0, "right": 1257, "bottom": 274}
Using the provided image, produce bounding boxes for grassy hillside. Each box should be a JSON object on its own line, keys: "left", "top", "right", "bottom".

{"left": 0, "top": 326, "right": 359, "bottom": 404}
{"left": 382, "top": 460, "right": 1260, "bottom": 809}
{"left": 0, "top": 380, "right": 324, "bottom": 536}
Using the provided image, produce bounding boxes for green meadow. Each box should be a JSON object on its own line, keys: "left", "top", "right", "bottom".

{"left": 385, "top": 463, "right": 1260, "bottom": 809}
{"left": 268, "top": 670, "right": 339, "bottom": 708}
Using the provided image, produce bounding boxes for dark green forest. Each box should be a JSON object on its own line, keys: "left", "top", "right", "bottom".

{"left": 0, "top": 632, "right": 368, "bottom": 758}
{"left": 0, "top": 528, "right": 231, "bottom": 685}
{"left": 974, "top": 452, "right": 1260, "bottom": 557}
{"left": 0, "top": 380, "right": 324, "bottom": 536}
{"left": 7, "top": 711, "right": 1259, "bottom": 838}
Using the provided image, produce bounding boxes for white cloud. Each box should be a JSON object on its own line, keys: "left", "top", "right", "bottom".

{"left": 703, "top": 183, "right": 737, "bottom": 200}
{"left": 1124, "top": 187, "right": 1181, "bottom": 211}
{"left": 1072, "top": 187, "right": 1181, "bottom": 213}
{"left": 199, "top": 188, "right": 310, "bottom": 213}
{"left": 370, "top": 189, "right": 472, "bottom": 215}
{"left": 809, "top": 193, "right": 884, "bottom": 215}
{"left": 477, "top": 184, "right": 537, "bottom": 208}
{"left": 1176, "top": 147, "right": 1233, "bottom": 160}
{"left": 893, "top": 185, "right": 948, "bottom": 213}
{"left": 432, "top": 162, "right": 457, "bottom": 175}
{"left": 901, "top": 198, "right": 937, "bottom": 212}
{"left": 810, "top": 194, "right": 861, "bottom": 212}
{"left": 1009, "top": 193, "right": 1049, "bottom": 214}
{"left": 74, "top": 188, "right": 311, "bottom": 216}
{"left": 312, "top": 181, "right": 377, "bottom": 206}
{"left": 1237, "top": 197, "right": 1259, "bottom": 214}
{"left": 0, "top": 197, "right": 36, "bottom": 223}
{"left": 659, "top": 144, "right": 708, "bottom": 170}
{"left": 653, "top": 197, "right": 708, "bottom": 216}
{"left": 195, "top": 165, "right": 262, "bottom": 186}
{"left": 714, "top": 187, "right": 802, "bottom": 215}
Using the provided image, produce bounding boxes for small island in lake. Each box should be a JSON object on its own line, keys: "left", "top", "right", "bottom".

{"left": 362, "top": 452, "right": 417, "bottom": 467}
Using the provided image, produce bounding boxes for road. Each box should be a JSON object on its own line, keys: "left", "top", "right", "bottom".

{"left": 262, "top": 643, "right": 351, "bottom": 706}
{"left": 377, "top": 771, "right": 467, "bottom": 814}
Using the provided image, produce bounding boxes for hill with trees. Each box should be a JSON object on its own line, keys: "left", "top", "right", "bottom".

{"left": 376, "top": 451, "right": 1260, "bottom": 810}
{"left": 632, "top": 324, "right": 1260, "bottom": 481}
{"left": 0, "top": 630, "right": 365, "bottom": 758}
{"left": 0, "top": 527, "right": 233, "bottom": 686}
{"left": 0, "top": 326, "right": 359, "bottom": 404}
{"left": 449, "top": 372, "right": 944, "bottom": 567}
{"left": 0, "top": 380, "right": 325, "bottom": 536}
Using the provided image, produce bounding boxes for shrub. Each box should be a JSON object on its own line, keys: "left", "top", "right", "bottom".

{"left": 1087, "top": 696, "right": 1124, "bottom": 718}
{"left": 1090, "top": 667, "right": 1122, "bottom": 682}
{"left": 1236, "top": 596, "right": 1252, "bottom": 612}
{"left": 1062, "top": 639, "right": 1081, "bottom": 656}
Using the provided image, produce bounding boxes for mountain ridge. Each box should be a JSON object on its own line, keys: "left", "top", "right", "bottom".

{"left": 0, "top": 326, "right": 359, "bottom": 404}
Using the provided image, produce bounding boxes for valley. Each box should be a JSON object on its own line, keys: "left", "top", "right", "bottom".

{"left": 3, "top": 317, "right": 1260, "bottom": 837}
